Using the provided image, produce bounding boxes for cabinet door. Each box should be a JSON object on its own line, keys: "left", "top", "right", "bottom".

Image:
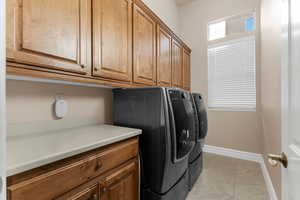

{"left": 55, "top": 184, "right": 99, "bottom": 200}
{"left": 172, "top": 39, "right": 183, "bottom": 88}
{"left": 157, "top": 25, "right": 172, "bottom": 86}
{"left": 182, "top": 49, "right": 191, "bottom": 90}
{"left": 133, "top": 4, "right": 157, "bottom": 85}
{"left": 6, "top": 0, "right": 90, "bottom": 74}
{"left": 100, "top": 161, "right": 138, "bottom": 200}
{"left": 93, "top": 0, "right": 132, "bottom": 82}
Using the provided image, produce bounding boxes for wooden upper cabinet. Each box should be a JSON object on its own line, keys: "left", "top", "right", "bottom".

{"left": 6, "top": 0, "right": 191, "bottom": 87}
{"left": 6, "top": 0, "right": 90, "bottom": 74}
{"left": 133, "top": 4, "right": 157, "bottom": 85}
{"left": 93, "top": 0, "right": 133, "bottom": 82}
{"left": 171, "top": 39, "right": 183, "bottom": 88}
{"left": 157, "top": 25, "right": 172, "bottom": 87}
{"left": 183, "top": 49, "right": 191, "bottom": 90}
{"left": 100, "top": 161, "right": 138, "bottom": 200}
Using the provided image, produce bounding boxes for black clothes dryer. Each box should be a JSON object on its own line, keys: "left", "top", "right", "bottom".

{"left": 113, "top": 87, "right": 197, "bottom": 200}
{"left": 188, "top": 93, "right": 208, "bottom": 190}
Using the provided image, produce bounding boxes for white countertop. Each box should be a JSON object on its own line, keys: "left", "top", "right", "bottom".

{"left": 7, "top": 124, "right": 141, "bottom": 176}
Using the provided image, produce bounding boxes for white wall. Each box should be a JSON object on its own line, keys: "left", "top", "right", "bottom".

{"left": 142, "top": 0, "right": 180, "bottom": 35}
{"left": 178, "top": 0, "right": 263, "bottom": 154}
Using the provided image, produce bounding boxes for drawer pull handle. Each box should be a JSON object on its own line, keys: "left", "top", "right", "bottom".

{"left": 95, "top": 162, "right": 103, "bottom": 171}
{"left": 102, "top": 187, "right": 107, "bottom": 193}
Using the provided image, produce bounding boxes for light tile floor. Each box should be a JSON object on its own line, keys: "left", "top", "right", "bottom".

{"left": 187, "top": 153, "right": 269, "bottom": 200}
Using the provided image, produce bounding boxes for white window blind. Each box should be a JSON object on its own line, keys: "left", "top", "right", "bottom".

{"left": 208, "top": 36, "right": 256, "bottom": 110}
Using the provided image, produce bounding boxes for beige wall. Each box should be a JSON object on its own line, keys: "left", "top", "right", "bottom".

{"left": 260, "top": 0, "right": 282, "bottom": 198}
{"left": 7, "top": 80, "right": 112, "bottom": 135}
{"left": 208, "top": 110, "right": 262, "bottom": 153}
{"left": 142, "top": 0, "right": 180, "bottom": 35}
{"left": 178, "top": 0, "right": 263, "bottom": 154}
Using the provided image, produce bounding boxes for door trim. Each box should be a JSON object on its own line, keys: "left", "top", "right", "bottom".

{"left": 0, "top": 0, "right": 7, "bottom": 199}
{"left": 281, "top": 0, "right": 290, "bottom": 199}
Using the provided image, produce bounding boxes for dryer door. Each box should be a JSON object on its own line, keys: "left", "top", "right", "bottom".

{"left": 168, "top": 89, "right": 196, "bottom": 162}
{"left": 192, "top": 93, "right": 208, "bottom": 141}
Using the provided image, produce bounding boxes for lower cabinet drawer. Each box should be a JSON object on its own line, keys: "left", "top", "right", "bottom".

{"left": 55, "top": 184, "right": 99, "bottom": 200}
{"left": 7, "top": 138, "right": 139, "bottom": 200}
{"left": 55, "top": 160, "right": 139, "bottom": 200}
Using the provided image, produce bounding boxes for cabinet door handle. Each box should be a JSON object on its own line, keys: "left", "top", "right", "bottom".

{"left": 95, "top": 161, "right": 103, "bottom": 171}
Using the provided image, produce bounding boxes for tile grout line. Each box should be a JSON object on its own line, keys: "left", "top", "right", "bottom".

{"left": 203, "top": 145, "right": 278, "bottom": 200}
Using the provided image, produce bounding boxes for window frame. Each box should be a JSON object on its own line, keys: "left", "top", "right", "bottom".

{"left": 207, "top": 11, "right": 256, "bottom": 43}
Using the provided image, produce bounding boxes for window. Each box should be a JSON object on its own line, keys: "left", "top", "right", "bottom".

{"left": 245, "top": 17, "right": 255, "bottom": 32}
{"left": 208, "top": 13, "right": 255, "bottom": 41}
{"left": 208, "top": 36, "right": 256, "bottom": 110}
{"left": 208, "top": 21, "right": 226, "bottom": 41}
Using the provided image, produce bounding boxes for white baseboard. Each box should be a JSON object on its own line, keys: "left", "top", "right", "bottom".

{"left": 260, "top": 159, "right": 279, "bottom": 200}
{"left": 203, "top": 145, "right": 263, "bottom": 162}
{"left": 203, "top": 145, "right": 278, "bottom": 200}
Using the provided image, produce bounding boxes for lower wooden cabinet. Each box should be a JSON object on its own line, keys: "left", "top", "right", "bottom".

{"left": 55, "top": 184, "right": 99, "bottom": 200}
{"left": 101, "top": 161, "right": 138, "bottom": 200}
{"left": 7, "top": 137, "right": 139, "bottom": 200}
{"left": 55, "top": 160, "right": 138, "bottom": 200}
